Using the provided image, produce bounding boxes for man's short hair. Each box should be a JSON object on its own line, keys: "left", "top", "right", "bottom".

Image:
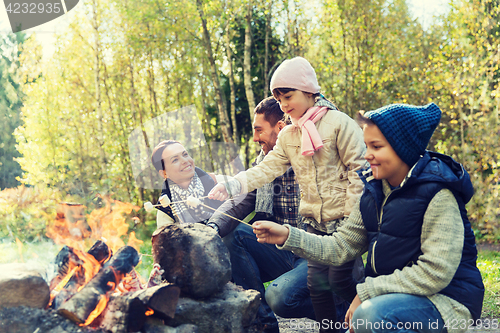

{"left": 254, "top": 96, "right": 284, "bottom": 127}
{"left": 151, "top": 140, "right": 181, "bottom": 172}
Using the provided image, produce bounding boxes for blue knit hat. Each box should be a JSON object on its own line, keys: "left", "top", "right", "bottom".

{"left": 365, "top": 103, "right": 442, "bottom": 167}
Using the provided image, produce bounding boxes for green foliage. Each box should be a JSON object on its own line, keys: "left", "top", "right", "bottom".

{"left": 0, "top": 185, "right": 62, "bottom": 242}
{"left": 477, "top": 250, "right": 500, "bottom": 318}
{"left": 2, "top": 0, "right": 498, "bottom": 241}
{"left": 0, "top": 32, "right": 25, "bottom": 189}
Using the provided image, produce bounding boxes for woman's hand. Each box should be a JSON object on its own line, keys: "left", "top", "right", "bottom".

{"left": 252, "top": 221, "right": 290, "bottom": 245}
{"left": 208, "top": 183, "right": 229, "bottom": 201}
{"left": 345, "top": 294, "right": 362, "bottom": 333}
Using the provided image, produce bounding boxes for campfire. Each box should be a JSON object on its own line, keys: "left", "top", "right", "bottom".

{"left": 48, "top": 241, "right": 180, "bottom": 332}
{"left": 0, "top": 195, "right": 261, "bottom": 333}
{"left": 44, "top": 195, "right": 181, "bottom": 332}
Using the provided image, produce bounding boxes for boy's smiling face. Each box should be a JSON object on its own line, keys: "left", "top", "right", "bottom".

{"left": 363, "top": 124, "right": 410, "bottom": 187}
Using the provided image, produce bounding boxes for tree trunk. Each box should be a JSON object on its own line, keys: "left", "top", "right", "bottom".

{"left": 199, "top": 72, "right": 214, "bottom": 139}
{"left": 226, "top": 23, "right": 238, "bottom": 143}
{"left": 196, "top": 0, "right": 233, "bottom": 144}
{"left": 264, "top": 0, "right": 273, "bottom": 97}
{"left": 91, "top": 0, "right": 107, "bottom": 177}
{"left": 244, "top": 0, "right": 256, "bottom": 120}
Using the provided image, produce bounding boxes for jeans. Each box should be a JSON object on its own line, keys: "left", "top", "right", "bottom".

{"left": 307, "top": 226, "right": 361, "bottom": 333}
{"left": 223, "top": 223, "right": 315, "bottom": 332}
{"left": 351, "top": 293, "right": 445, "bottom": 333}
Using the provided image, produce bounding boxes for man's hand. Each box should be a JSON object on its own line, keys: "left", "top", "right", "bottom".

{"left": 208, "top": 183, "right": 229, "bottom": 201}
{"left": 345, "top": 294, "right": 362, "bottom": 333}
{"left": 252, "top": 221, "right": 290, "bottom": 245}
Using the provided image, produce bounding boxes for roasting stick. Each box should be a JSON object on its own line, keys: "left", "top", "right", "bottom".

{"left": 143, "top": 195, "right": 212, "bottom": 210}
{"left": 197, "top": 202, "right": 246, "bottom": 224}
{"left": 144, "top": 195, "right": 246, "bottom": 224}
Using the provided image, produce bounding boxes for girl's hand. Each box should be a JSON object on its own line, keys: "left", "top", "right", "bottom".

{"left": 208, "top": 183, "right": 229, "bottom": 201}
{"left": 252, "top": 221, "right": 290, "bottom": 245}
{"left": 345, "top": 294, "right": 362, "bottom": 333}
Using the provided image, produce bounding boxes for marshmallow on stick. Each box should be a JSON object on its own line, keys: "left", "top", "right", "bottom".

{"left": 144, "top": 201, "right": 155, "bottom": 212}
{"left": 159, "top": 194, "right": 171, "bottom": 207}
{"left": 186, "top": 196, "right": 202, "bottom": 208}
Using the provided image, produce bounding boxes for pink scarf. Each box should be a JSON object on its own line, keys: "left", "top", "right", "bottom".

{"left": 297, "top": 106, "right": 328, "bottom": 156}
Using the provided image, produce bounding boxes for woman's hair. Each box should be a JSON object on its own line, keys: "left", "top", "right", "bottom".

{"left": 151, "top": 140, "right": 181, "bottom": 172}
{"left": 254, "top": 96, "right": 284, "bottom": 127}
{"left": 356, "top": 110, "right": 375, "bottom": 128}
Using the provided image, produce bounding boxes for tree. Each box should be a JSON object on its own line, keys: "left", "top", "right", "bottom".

{"left": 0, "top": 32, "right": 25, "bottom": 189}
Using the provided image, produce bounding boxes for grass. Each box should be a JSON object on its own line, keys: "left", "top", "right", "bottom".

{"left": 477, "top": 250, "right": 500, "bottom": 318}
{"left": 1, "top": 239, "right": 499, "bottom": 319}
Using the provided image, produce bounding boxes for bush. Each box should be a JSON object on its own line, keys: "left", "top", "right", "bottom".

{"left": 468, "top": 173, "right": 500, "bottom": 243}
{"left": 0, "top": 185, "right": 62, "bottom": 242}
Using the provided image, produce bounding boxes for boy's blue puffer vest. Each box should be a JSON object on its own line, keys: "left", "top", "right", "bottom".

{"left": 156, "top": 167, "right": 222, "bottom": 223}
{"left": 358, "top": 151, "right": 484, "bottom": 321}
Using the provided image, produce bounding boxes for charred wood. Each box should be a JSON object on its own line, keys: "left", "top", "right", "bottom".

{"left": 95, "top": 295, "right": 147, "bottom": 333}
{"left": 57, "top": 246, "right": 140, "bottom": 324}
{"left": 50, "top": 241, "right": 111, "bottom": 309}
{"left": 129, "top": 283, "right": 180, "bottom": 319}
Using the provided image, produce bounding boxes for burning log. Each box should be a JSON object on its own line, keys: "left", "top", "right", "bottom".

{"left": 57, "top": 246, "right": 140, "bottom": 325}
{"left": 88, "top": 240, "right": 113, "bottom": 263}
{"left": 96, "top": 283, "right": 180, "bottom": 333}
{"left": 49, "top": 241, "right": 111, "bottom": 309}
{"left": 96, "top": 295, "right": 147, "bottom": 333}
{"left": 129, "top": 282, "right": 181, "bottom": 319}
{"left": 48, "top": 245, "right": 83, "bottom": 291}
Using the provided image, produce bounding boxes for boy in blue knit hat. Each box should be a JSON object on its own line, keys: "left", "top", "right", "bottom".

{"left": 253, "top": 103, "right": 484, "bottom": 333}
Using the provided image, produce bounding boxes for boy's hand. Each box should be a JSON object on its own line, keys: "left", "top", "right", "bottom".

{"left": 252, "top": 221, "right": 290, "bottom": 245}
{"left": 345, "top": 294, "right": 361, "bottom": 333}
{"left": 208, "top": 183, "right": 229, "bottom": 201}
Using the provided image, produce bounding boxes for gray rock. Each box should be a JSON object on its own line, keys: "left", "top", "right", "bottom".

{"left": 143, "top": 317, "right": 199, "bottom": 333}
{"left": 0, "top": 263, "right": 50, "bottom": 309}
{"left": 0, "top": 306, "right": 107, "bottom": 333}
{"left": 165, "top": 282, "right": 260, "bottom": 333}
{"left": 152, "top": 223, "right": 231, "bottom": 298}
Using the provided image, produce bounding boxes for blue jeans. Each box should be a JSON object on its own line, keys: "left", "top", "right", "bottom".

{"left": 307, "top": 226, "right": 361, "bottom": 333}
{"left": 351, "top": 293, "right": 445, "bottom": 333}
{"left": 223, "top": 223, "right": 316, "bottom": 331}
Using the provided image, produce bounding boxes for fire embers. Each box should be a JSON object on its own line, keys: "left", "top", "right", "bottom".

{"left": 47, "top": 242, "right": 180, "bottom": 331}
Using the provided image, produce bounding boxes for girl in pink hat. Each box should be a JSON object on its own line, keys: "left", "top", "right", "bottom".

{"left": 209, "top": 57, "right": 368, "bottom": 332}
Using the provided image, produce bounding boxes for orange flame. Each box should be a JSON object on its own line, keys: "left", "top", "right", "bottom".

{"left": 82, "top": 294, "right": 109, "bottom": 326}
{"left": 145, "top": 308, "right": 154, "bottom": 316}
{"left": 74, "top": 250, "right": 103, "bottom": 292}
{"left": 46, "top": 195, "right": 145, "bottom": 326}
{"left": 46, "top": 194, "right": 141, "bottom": 253}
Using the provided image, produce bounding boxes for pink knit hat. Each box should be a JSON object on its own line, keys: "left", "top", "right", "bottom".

{"left": 270, "top": 57, "right": 321, "bottom": 94}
